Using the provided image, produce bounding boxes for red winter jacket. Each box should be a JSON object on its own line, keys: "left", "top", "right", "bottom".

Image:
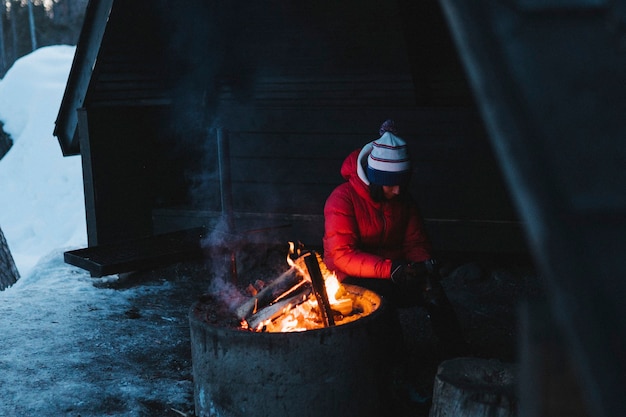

{"left": 323, "top": 149, "right": 432, "bottom": 281}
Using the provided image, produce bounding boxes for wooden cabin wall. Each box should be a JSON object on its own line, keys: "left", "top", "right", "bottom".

{"left": 75, "top": 0, "right": 527, "bottom": 255}
{"left": 78, "top": 105, "right": 204, "bottom": 246}
{"left": 77, "top": 103, "right": 525, "bottom": 253}
{"left": 79, "top": 102, "right": 526, "bottom": 253}
{"left": 149, "top": 0, "right": 524, "bottom": 253}
{"left": 152, "top": 106, "right": 525, "bottom": 254}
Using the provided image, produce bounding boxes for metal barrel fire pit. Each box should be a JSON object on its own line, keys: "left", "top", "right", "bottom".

{"left": 189, "top": 284, "right": 397, "bottom": 417}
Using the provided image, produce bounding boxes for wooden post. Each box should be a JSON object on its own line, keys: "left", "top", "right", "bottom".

{"left": 216, "top": 127, "right": 238, "bottom": 284}
{"left": 430, "top": 357, "right": 517, "bottom": 417}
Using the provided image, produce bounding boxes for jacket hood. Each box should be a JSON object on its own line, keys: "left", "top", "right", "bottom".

{"left": 340, "top": 147, "right": 371, "bottom": 184}
{"left": 340, "top": 147, "right": 375, "bottom": 202}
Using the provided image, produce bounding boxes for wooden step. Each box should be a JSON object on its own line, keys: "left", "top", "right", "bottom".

{"left": 64, "top": 227, "right": 206, "bottom": 277}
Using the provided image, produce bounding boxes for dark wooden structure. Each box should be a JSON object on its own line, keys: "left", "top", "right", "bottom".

{"left": 54, "top": 0, "right": 526, "bottom": 277}
{"left": 439, "top": 1, "right": 626, "bottom": 417}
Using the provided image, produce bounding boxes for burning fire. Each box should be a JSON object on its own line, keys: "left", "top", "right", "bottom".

{"left": 239, "top": 243, "right": 377, "bottom": 333}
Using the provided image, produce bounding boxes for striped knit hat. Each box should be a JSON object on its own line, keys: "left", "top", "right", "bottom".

{"left": 365, "top": 121, "right": 411, "bottom": 186}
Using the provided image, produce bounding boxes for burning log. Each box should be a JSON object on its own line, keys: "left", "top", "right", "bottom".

{"left": 304, "top": 251, "right": 335, "bottom": 327}
{"left": 235, "top": 266, "right": 305, "bottom": 319}
{"left": 232, "top": 244, "right": 376, "bottom": 333}
{"left": 245, "top": 284, "right": 312, "bottom": 330}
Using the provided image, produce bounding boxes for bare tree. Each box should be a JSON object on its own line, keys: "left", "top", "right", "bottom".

{"left": 0, "top": 225, "right": 19, "bottom": 290}
{"left": 0, "top": 5, "right": 6, "bottom": 74}
{"left": 27, "top": 0, "right": 36, "bottom": 51}
{"left": 9, "top": 3, "right": 18, "bottom": 64}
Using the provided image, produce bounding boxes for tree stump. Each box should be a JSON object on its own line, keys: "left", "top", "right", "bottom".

{"left": 0, "top": 225, "right": 19, "bottom": 290}
{"left": 430, "top": 357, "right": 517, "bottom": 417}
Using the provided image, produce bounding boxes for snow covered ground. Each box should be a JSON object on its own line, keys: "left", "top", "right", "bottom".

{"left": 0, "top": 252, "right": 201, "bottom": 417}
{"left": 0, "top": 47, "right": 200, "bottom": 416}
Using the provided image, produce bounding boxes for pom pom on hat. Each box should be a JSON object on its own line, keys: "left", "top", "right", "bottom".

{"left": 379, "top": 119, "right": 398, "bottom": 136}
{"left": 366, "top": 120, "right": 411, "bottom": 186}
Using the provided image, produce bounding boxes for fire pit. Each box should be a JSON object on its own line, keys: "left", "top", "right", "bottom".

{"left": 189, "top": 245, "right": 398, "bottom": 417}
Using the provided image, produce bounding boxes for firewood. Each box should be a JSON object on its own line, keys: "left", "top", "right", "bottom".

{"left": 304, "top": 251, "right": 335, "bottom": 327}
{"left": 235, "top": 266, "right": 304, "bottom": 319}
{"left": 245, "top": 284, "right": 312, "bottom": 330}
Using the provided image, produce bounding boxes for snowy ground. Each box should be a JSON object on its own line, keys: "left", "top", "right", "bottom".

{"left": 0, "top": 253, "right": 207, "bottom": 417}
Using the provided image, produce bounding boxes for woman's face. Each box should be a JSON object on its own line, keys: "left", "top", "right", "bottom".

{"left": 382, "top": 185, "right": 401, "bottom": 200}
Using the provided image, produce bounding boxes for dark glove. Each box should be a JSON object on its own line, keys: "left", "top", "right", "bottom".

{"left": 423, "top": 258, "right": 440, "bottom": 276}
{"left": 390, "top": 260, "right": 428, "bottom": 292}
{"left": 421, "top": 259, "right": 447, "bottom": 306}
{"left": 422, "top": 259, "right": 441, "bottom": 289}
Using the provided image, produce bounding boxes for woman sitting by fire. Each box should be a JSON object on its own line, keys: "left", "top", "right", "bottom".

{"left": 322, "top": 119, "right": 467, "bottom": 359}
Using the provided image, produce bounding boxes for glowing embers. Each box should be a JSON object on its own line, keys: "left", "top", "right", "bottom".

{"left": 237, "top": 243, "right": 381, "bottom": 332}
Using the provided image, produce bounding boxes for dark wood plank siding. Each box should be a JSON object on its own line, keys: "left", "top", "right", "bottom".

{"left": 85, "top": 0, "right": 171, "bottom": 107}
{"left": 80, "top": 105, "right": 171, "bottom": 245}
{"left": 216, "top": 107, "right": 516, "bottom": 219}
{"left": 152, "top": 106, "right": 524, "bottom": 253}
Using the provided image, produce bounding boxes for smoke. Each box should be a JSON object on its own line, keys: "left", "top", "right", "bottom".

{"left": 199, "top": 216, "right": 298, "bottom": 315}
{"left": 200, "top": 216, "right": 246, "bottom": 312}
{"left": 206, "top": 271, "right": 246, "bottom": 313}
{"left": 147, "top": 4, "right": 324, "bottom": 311}
{"left": 155, "top": 1, "right": 265, "bottom": 213}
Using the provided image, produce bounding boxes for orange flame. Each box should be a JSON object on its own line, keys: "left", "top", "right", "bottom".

{"left": 251, "top": 245, "right": 358, "bottom": 332}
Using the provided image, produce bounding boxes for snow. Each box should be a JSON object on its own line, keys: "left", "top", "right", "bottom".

{"left": 0, "top": 46, "right": 197, "bottom": 416}
{"left": 0, "top": 45, "right": 86, "bottom": 277}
